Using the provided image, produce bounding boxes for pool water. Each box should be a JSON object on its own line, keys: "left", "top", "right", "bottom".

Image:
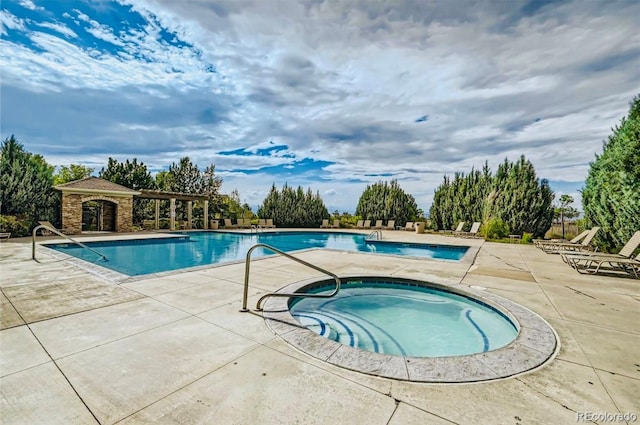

{"left": 46, "top": 231, "right": 468, "bottom": 276}
{"left": 289, "top": 280, "right": 518, "bottom": 357}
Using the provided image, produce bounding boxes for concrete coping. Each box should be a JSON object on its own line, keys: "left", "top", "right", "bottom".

{"left": 262, "top": 274, "right": 558, "bottom": 383}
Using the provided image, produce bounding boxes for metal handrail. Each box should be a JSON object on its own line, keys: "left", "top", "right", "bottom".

{"left": 251, "top": 224, "right": 263, "bottom": 233}
{"left": 32, "top": 225, "right": 107, "bottom": 262}
{"left": 241, "top": 243, "right": 341, "bottom": 312}
{"left": 365, "top": 230, "right": 382, "bottom": 240}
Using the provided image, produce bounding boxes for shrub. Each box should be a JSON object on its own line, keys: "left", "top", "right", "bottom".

{"left": 482, "top": 218, "right": 510, "bottom": 239}
{"left": 522, "top": 232, "right": 533, "bottom": 244}
{"left": 0, "top": 215, "right": 31, "bottom": 237}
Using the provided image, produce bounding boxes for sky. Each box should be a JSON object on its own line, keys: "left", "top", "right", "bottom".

{"left": 1, "top": 0, "right": 638, "bottom": 214}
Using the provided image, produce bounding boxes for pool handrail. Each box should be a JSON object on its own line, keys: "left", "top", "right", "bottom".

{"left": 241, "top": 242, "right": 341, "bottom": 312}
{"left": 365, "top": 230, "right": 382, "bottom": 240}
{"left": 32, "top": 224, "right": 108, "bottom": 262}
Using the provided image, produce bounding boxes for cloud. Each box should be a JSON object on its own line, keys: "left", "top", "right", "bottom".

{"left": 1, "top": 0, "right": 638, "bottom": 213}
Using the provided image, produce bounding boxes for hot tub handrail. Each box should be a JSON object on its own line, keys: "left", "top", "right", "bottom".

{"left": 32, "top": 224, "right": 107, "bottom": 262}
{"left": 241, "top": 242, "right": 341, "bottom": 312}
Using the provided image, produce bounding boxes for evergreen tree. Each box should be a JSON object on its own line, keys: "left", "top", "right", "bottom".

{"left": 99, "top": 157, "right": 156, "bottom": 225}
{"left": 582, "top": 95, "right": 640, "bottom": 252}
{"left": 154, "top": 157, "right": 224, "bottom": 224}
{"left": 99, "top": 157, "right": 155, "bottom": 190}
{"left": 429, "top": 163, "right": 492, "bottom": 231}
{"left": 355, "top": 180, "right": 419, "bottom": 226}
{"left": 487, "top": 156, "right": 554, "bottom": 237}
{"left": 0, "top": 135, "right": 56, "bottom": 227}
{"left": 257, "top": 183, "right": 329, "bottom": 227}
{"left": 53, "top": 164, "right": 94, "bottom": 185}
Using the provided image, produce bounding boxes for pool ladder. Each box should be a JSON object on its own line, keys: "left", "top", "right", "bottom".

{"left": 250, "top": 224, "right": 264, "bottom": 233}
{"left": 31, "top": 224, "right": 107, "bottom": 262}
{"left": 365, "top": 230, "right": 382, "bottom": 240}
{"left": 240, "top": 243, "right": 341, "bottom": 312}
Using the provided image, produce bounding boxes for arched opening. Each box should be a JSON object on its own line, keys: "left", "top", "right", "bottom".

{"left": 82, "top": 200, "right": 117, "bottom": 232}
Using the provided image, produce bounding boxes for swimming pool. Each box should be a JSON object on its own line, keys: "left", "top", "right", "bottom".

{"left": 263, "top": 276, "right": 558, "bottom": 383}
{"left": 289, "top": 280, "right": 518, "bottom": 357}
{"left": 45, "top": 231, "right": 469, "bottom": 276}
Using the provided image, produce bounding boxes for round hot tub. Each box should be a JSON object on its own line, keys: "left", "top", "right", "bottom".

{"left": 262, "top": 276, "right": 558, "bottom": 383}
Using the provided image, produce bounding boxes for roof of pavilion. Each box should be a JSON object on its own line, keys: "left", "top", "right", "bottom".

{"left": 54, "top": 177, "right": 140, "bottom": 195}
{"left": 54, "top": 177, "right": 210, "bottom": 201}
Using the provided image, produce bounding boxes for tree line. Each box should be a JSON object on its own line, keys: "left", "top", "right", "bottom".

{"left": 429, "top": 156, "right": 555, "bottom": 238}
{"left": 2, "top": 94, "right": 637, "bottom": 251}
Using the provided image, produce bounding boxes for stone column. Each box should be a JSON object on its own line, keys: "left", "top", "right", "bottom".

{"left": 170, "top": 198, "right": 176, "bottom": 231}
{"left": 116, "top": 197, "right": 134, "bottom": 232}
{"left": 187, "top": 201, "right": 193, "bottom": 229}
{"left": 61, "top": 193, "right": 83, "bottom": 234}
{"left": 204, "top": 200, "right": 209, "bottom": 229}
{"left": 155, "top": 199, "right": 160, "bottom": 229}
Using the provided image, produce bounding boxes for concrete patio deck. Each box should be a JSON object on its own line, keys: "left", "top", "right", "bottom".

{"left": 1, "top": 230, "right": 638, "bottom": 424}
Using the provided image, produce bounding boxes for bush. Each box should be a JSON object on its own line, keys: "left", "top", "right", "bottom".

{"left": 482, "top": 218, "right": 510, "bottom": 239}
{"left": 522, "top": 232, "right": 533, "bottom": 244}
{"left": 0, "top": 215, "right": 31, "bottom": 237}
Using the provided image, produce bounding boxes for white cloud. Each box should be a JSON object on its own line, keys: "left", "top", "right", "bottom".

{"left": 1, "top": 0, "right": 638, "bottom": 213}
{"left": 18, "top": 0, "right": 42, "bottom": 11}
{"left": 35, "top": 21, "right": 78, "bottom": 38}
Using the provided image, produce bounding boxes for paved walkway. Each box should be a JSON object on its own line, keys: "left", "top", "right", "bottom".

{"left": 1, "top": 231, "right": 638, "bottom": 424}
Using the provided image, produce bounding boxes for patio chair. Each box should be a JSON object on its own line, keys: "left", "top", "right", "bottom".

{"left": 362, "top": 220, "right": 371, "bottom": 229}
{"left": 534, "top": 229, "right": 589, "bottom": 249}
{"left": 542, "top": 227, "right": 600, "bottom": 254}
{"left": 441, "top": 221, "right": 465, "bottom": 235}
{"left": 259, "top": 219, "right": 267, "bottom": 227}
{"left": 562, "top": 231, "right": 640, "bottom": 265}
{"left": 457, "top": 222, "right": 481, "bottom": 238}
{"left": 403, "top": 222, "right": 414, "bottom": 231}
{"left": 451, "top": 221, "right": 466, "bottom": 235}
{"left": 374, "top": 220, "right": 383, "bottom": 229}
{"left": 266, "top": 219, "right": 276, "bottom": 228}
{"left": 320, "top": 219, "right": 329, "bottom": 228}
{"left": 224, "top": 218, "right": 237, "bottom": 229}
{"left": 384, "top": 220, "right": 396, "bottom": 230}
{"left": 331, "top": 219, "right": 340, "bottom": 228}
{"left": 0, "top": 232, "right": 10, "bottom": 242}
{"left": 568, "top": 252, "right": 640, "bottom": 279}
{"left": 355, "top": 220, "right": 364, "bottom": 229}
{"left": 37, "top": 221, "right": 68, "bottom": 235}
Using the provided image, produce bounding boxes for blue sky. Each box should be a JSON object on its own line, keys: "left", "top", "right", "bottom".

{"left": 1, "top": 0, "right": 638, "bottom": 213}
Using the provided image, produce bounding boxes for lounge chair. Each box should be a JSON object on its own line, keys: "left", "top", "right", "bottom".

{"left": 374, "top": 220, "right": 383, "bottom": 229}
{"left": 562, "top": 231, "right": 640, "bottom": 266}
{"left": 37, "top": 221, "right": 69, "bottom": 235}
{"left": 320, "top": 219, "right": 329, "bottom": 228}
{"left": 568, "top": 252, "right": 640, "bottom": 278}
{"left": 259, "top": 219, "right": 267, "bottom": 227}
{"left": 440, "top": 221, "right": 465, "bottom": 235}
{"left": 362, "top": 220, "right": 371, "bottom": 229}
{"left": 384, "top": 220, "right": 395, "bottom": 230}
{"left": 331, "top": 219, "right": 340, "bottom": 229}
{"left": 542, "top": 227, "right": 600, "bottom": 254}
{"left": 355, "top": 220, "right": 364, "bottom": 229}
{"left": 403, "top": 222, "right": 414, "bottom": 231}
{"left": 450, "top": 221, "right": 466, "bottom": 235}
{"left": 534, "top": 229, "right": 590, "bottom": 249}
{"left": 266, "top": 219, "right": 276, "bottom": 228}
{"left": 457, "top": 222, "right": 481, "bottom": 238}
{"left": 224, "top": 218, "right": 237, "bottom": 229}
{"left": 0, "top": 232, "right": 10, "bottom": 242}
